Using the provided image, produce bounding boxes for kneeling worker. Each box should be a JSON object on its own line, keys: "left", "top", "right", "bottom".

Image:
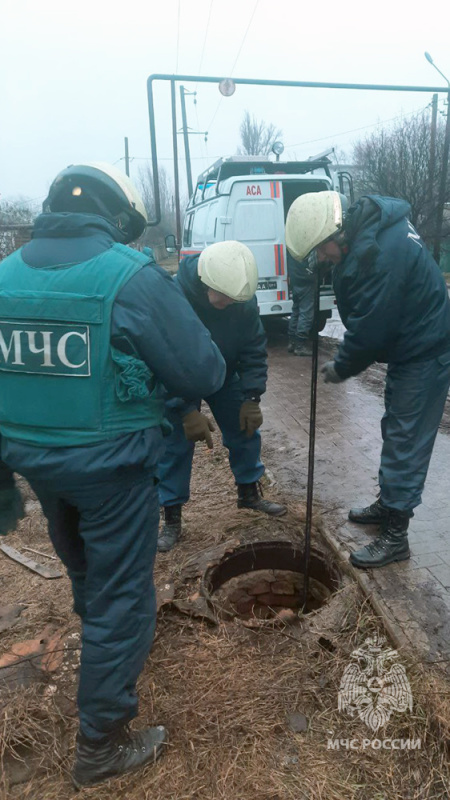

{"left": 0, "top": 163, "right": 226, "bottom": 787}
{"left": 158, "top": 241, "right": 287, "bottom": 552}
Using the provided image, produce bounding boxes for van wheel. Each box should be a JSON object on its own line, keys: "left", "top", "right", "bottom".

{"left": 318, "top": 311, "right": 332, "bottom": 332}
{"left": 262, "top": 316, "right": 289, "bottom": 335}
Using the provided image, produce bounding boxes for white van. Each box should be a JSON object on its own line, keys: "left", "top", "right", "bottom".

{"left": 178, "top": 156, "right": 349, "bottom": 325}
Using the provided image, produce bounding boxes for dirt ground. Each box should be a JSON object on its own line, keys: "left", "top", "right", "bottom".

{"left": 1, "top": 417, "right": 450, "bottom": 800}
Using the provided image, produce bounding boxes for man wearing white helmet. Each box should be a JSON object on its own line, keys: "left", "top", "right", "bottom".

{"left": 286, "top": 191, "right": 450, "bottom": 570}
{"left": 0, "top": 162, "right": 226, "bottom": 787}
{"left": 157, "top": 240, "right": 287, "bottom": 552}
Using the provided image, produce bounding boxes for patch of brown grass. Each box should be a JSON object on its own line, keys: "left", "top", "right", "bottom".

{"left": 1, "top": 426, "right": 449, "bottom": 799}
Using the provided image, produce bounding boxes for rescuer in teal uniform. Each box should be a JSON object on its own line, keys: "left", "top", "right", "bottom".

{"left": 0, "top": 163, "right": 226, "bottom": 788}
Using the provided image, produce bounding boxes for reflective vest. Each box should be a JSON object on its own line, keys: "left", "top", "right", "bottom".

{"left": 0, "top": 244, "right": 166, "bottom": 446}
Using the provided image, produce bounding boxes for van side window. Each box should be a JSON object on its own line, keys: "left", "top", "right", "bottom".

{"left": 233, "top": 200, "right": 277, "bottom": 242}
{"left": 192, "top": 206, "right": 208, "bottom": 247}
{"left": 183, "top": 213, "right": 194, "bottom": 247}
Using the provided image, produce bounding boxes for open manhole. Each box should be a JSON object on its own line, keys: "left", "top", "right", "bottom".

{"left": 203, "top": 541, "right": 341, "bottom": 619}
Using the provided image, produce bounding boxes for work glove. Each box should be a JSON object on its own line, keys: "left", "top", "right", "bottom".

{"left": 182, "top": 410, "right": 215, "bottom": 449}
{"left": 239, "top": 400, "right": 263, "bottom": 437}
{"left": 0, "top": 485, "right": 25, "bottom": 536}
{"left": 321, "top": 360, "right": 345, "bottom": 384}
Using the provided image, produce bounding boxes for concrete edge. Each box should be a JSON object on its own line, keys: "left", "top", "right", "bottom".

{"left": 317, "top": 519, "right": 414, "bottom": 658}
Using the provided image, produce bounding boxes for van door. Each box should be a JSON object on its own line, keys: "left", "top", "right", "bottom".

{"left": 181, "top": 204, "right": 208, "bottom": 259}
{"left": 226, "top": 180, "right": 290, "bottom": 316}
{"left": 205, "top": 200, "right": 219, "bottom": 245}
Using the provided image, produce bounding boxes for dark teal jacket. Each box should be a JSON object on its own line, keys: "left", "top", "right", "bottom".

{"left": 333, "top": 196, "right": 450, "bottom": 378}
{"left": 176, "top": 255, "right": 267, "bottom": 399}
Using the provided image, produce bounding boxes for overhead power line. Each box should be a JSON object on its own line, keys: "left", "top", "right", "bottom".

{"left": 228, "top": 0, "right": 260, "bottom": 77}
{"left": 206, "top": 0, "right": 260, "bottom": 133}
{"left": 197, "top": 0, "right": 214, "bottom": 79}
{"left": 117, "top": 98, "right": 434, "bottom": 175}
{"left": 285, "top": 102, "right": 432, "bottom": 151}
{"left": 175, "top": 0, "right": 181, "bottom": 73}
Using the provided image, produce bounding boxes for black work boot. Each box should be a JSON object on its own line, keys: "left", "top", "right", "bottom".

{"left": 349, "top": 499, "right": 413, "bottom": 525}
{"left": 294, "top": 339, "right": 312, "bottom": 357}
{"left": 349, "top": 499, "right": 388, "bottom": 525}
{"left": 287, "top": 339, "right": 296, "bottom": 353}
{"left": 157, "top": 505, "right": 182, "bottom": 553}
{"left": 72, "top": 724, "right": 167, "bottom": 789}
{"left": 349, "top": 510, "right": 410, "bottom": 569}
{"left": 237, "top": 482, "right": 287, "bottom": 517}
{"left": 0, "top": 485, "right": 25, "bottom": 534}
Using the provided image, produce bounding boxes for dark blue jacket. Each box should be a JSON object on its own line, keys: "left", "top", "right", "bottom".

{"left": 175, "top": 255, "right": 267, "bottom": 399}
{"left": 333, "top": 196, "right": 450, "bottom": 379}
{"left": 1, "top": 214, "right": 226, "bottom": 481}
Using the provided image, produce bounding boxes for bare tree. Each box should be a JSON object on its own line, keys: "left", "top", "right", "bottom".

{"left": 0, "top": 198, "right": 37, "bottom": 259}
{"left": 352, "top": 109, "right": 450, "bottom": 247}
{"left": 238, "top": 110, "right": 282, "bottom": 156}
{"left": 136, "top": 164, "right": 178, "bottom": 250}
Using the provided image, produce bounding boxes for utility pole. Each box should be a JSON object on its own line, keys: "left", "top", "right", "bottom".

{"left": 425, "top": 53, "right": 450, "bottom": 264}
{"left": 124, "top": 137, "right": 130, "bottom": 177}
{"left": 434, "top": 90, "right": 450, "bottom": 264}
{"left": 428, "top": 93, "right": 438, "bottom": 206}
{"left": 179, "top": 86, "right": 193, "bottom": 198}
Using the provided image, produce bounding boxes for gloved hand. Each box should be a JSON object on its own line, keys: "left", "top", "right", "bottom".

{"left": 321, "top": 360, "right": 345, "bottom": 384}
{"left": 182, "top": 410, "right": 215, "bottom": 449}
{"left": 0, "top": 486, "right": 25, "bottom": 536}
{"left": 239, "top": 400, "right": 263, "bottom": 437}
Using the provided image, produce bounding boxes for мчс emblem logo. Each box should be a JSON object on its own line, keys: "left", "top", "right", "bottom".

{"left": 338, "top": 635, "right": 413, "bottom": 733}
{"left": 0, "top": 321, "right": 91, "bottom": 377}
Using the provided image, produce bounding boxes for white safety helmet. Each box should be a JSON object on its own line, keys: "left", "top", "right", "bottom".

{"left": 198, "top": 241, "right": 258, "bottom": 302}
{"left": 44, "top": 162, "right": 148, "bottom": 243}
{"left": 285, "top": 191, "right": 344, "bottom": 262}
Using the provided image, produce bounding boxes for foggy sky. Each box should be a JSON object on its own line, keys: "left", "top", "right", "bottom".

{"left": 1, "top": 0, "right": 449, "bottom": 204}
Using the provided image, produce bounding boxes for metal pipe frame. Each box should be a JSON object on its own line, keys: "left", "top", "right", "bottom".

{"left": 147, "top": 72, "right": 449, "bottom": 593}
{"left": 146, "top": 71, "right": 449, "bottom": 228}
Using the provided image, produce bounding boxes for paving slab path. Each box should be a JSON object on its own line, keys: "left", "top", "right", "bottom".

{"left": 262, "top": 339, "right": 450, "bottom": 668}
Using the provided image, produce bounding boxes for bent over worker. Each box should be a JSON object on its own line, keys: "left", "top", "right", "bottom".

{"left": 0, "top": 163, "right": 226, "bottom": 788}
{"left": 286, "top": 191, "right": 450, "bottom": 570}
{"left": 157, "top": 241, "right": 287, "bottom": 552}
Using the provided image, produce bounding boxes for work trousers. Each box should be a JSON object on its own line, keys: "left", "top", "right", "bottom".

{"left": 288, "top": 284, "right": 315, "bottom": 343}
{"left": 28, "top": 470, "right": 159, "bottom": 739}
{"left": 379, "top": 352, "right": 450, "bottom": 511}
{"left": 158, "top": 378, "right": 264, "bottom": 507}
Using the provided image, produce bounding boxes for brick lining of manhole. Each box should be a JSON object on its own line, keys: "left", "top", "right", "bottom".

{"left": 202, "top": 540, "right": 341, "bottom": 619}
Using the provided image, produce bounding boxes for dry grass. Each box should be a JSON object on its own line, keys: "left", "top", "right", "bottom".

{"left": 1, "top": 424, "right": 450, "bottom": 799}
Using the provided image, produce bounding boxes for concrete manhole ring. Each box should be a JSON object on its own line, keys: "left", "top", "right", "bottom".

{"left": 202, "top": 540, "right": 341, "bottom": 620}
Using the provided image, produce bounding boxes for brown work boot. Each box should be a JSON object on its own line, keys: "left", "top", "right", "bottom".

{"left": 72, "top": 724, "right": 167, "bottom": 789}
{"left": 237, "top": 482, "right": 287, "bottom": 517}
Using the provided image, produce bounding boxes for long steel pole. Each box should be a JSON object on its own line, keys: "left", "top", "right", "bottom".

{"left": 302, "top": 265, "right": 321, "bottom": 611}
